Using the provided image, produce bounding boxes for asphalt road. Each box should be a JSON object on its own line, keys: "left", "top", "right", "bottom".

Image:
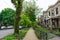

{"left": 0, "top": 29, "right": 14, "bottom": 38}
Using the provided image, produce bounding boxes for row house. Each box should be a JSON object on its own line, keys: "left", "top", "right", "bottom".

{"left": 40, "top": 0, "right": 60, "bottom": 30}
{"left": 39, "top": 15, "right": 44, "bottom": 26}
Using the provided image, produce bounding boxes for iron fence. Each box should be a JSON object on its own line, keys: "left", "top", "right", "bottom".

{"left": 35, "top": 28, "right": 56, "bottom": 40}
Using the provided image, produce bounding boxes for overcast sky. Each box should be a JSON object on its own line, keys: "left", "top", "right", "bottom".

{"left": 0, "top": 0, "right": 57, "bottom": 12}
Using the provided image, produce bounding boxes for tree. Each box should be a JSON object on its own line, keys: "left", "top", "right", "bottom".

{"left": 20, "top": 12, "right": 32, "bottom": 27}
{"left": 11, "top": 0, "right": 24, "bottom": 35}
{"left": 25, "top": 7, "right": 36, "bottom": 22}
{"left": 23, "top": 0, "right": 36, "bottom": 22}
{"left": 1, "top": 8, "right": 15, "bottom": 27}
{"left": 22, "top": 0, "right": 42, "bottom": 27}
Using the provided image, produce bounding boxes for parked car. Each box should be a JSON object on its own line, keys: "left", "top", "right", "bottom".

{"left": 7, "top": 26, "right": 13, "bottom": 29}
{"left": 1, "top": 26, "right": 6, "bottom": 29}
{"left": 19, "top": 26, "right": 23, "bottom": 30}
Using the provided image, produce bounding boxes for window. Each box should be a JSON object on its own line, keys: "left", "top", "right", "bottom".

{"left": 52, "top": 12, "right": 54, "bottom": 16}
{"left": 56, "top": 8, "right": 58, "bottom": 14}
{"left": 49, "top": 11, "right": 50, "bottom": 16}
{"left": 52, "top": 10, "right": 54, "bottom": 16}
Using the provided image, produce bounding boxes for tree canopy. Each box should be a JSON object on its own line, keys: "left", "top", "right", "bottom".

{"left": 20, "top": 12, "right": 32, "bottom": 27}
{"left": 23, "top": 0, "right": 42, "bottom": 22}
{"left": 1, "top": 8, "right": 15, "bottom": 26}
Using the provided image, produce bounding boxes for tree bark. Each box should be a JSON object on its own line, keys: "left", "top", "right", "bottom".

{"left": 14, "top": 1, "right": 22, "bottom": 35}
{"left": 11, "top": 0, "right": 23, "bottom": 35}
{"left": 0, "top": 23, "right": 1, "bottom": 29}
{"left": 0, "top": 26, "right": 1, "bottom": 29}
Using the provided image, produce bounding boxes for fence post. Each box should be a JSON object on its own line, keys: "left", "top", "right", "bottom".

{"left": 43, "top": 32, "right": 45, "bottom": 40}
{"left": 39, "top": 30, "right": 49, "bottom": 40}
{"left": 39, "top": 31, "right": 42, "bottom": 40}
{"left": 45, "top": 32, "right": 48, "bottom": 40}
{"left": 39, "top": 31, "right": 41, "bottom": 40}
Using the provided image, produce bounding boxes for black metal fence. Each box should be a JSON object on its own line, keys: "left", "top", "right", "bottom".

{"left": 35, "top": 29, "right": 55, "bottom": 40}
{"left": 39, "top": 31, "right": 48, "bottom": 40}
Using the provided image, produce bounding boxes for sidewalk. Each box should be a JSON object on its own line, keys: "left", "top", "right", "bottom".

{"left": 49, "top": 36, "right": 60, "bottom": 40}
{"left": 23, "top": 28, "right": 39, "bottom": 40}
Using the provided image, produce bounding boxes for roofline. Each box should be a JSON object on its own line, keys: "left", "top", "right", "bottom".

{"left": 46, "top": 1, "right": 60, "bottom": 11}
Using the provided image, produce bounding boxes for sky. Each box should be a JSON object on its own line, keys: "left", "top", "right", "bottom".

{"left": 0, "top": 0, "right": 57, "bottom": 12}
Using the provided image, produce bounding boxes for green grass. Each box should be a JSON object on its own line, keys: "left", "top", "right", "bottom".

{"left": 19, "top": 28, "right": 29, "bottom": 39}
{"left": 48, "top": 33, "right": 55, "bottom": 39}
{"left": 1, "top": 34, "right": 16, "bottom": 40}
{"left": 53, "top": 30, "right": 60, "bottom": 35}
{"left": 35, "top": 30, "right": 40, "bottom": 38}
{"left": 35, "top": 25, "right": 50, "bottom": 32}
{"left": 1, "top": 28, "right": 29, "bottom": 40}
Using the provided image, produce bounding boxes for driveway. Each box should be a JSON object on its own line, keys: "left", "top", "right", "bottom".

{"left": 0, "top": 29, "right": 14, "bottom": 38}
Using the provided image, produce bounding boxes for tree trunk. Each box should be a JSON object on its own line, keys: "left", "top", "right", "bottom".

{"left": 0, "top": 23, "right": 1, "bottom": 29}
{"left": 14, "top": 15, "right": 19, "bottom": 34}
{"left": 0, "top": 26, "right": 1, "bottom": 29}
{"left": 14, "top": 1, "right": 22, "bottom": 35}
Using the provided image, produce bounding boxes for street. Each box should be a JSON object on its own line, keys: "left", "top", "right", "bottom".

{"left": 0, "top": 29, "right": 14, "bottom": 38}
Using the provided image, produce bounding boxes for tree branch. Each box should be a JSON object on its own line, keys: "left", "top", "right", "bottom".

{"left": 11, "top": 0, "right": 17, "bottom": 5}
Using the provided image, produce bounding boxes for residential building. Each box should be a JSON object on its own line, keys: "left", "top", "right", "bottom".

{"left": 39, "top": 0, "right": 60, "bottom": 30}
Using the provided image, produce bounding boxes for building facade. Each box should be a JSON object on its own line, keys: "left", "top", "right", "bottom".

{"left": 39, "top": 0, "right": 60, "bottom": 30}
